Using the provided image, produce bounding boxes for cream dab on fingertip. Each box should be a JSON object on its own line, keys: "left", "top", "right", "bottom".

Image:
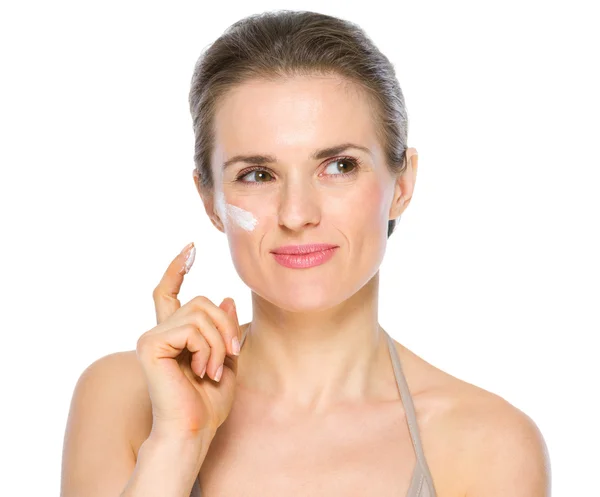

{"left": 184, "top": 245, "right": 196, "bottom": 273}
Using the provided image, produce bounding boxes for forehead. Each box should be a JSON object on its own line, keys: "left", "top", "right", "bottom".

{"left": 212, "top": 75, "right": 381, "bottom": 163}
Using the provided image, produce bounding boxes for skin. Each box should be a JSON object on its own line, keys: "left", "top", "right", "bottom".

{"left": 126, "top": 74, "right": 549, "bottom": 495}
{"left": 196, "top": 74, "right": 418, "bottom": 408}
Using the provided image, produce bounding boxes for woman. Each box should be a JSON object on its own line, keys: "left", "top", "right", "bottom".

{"left": 61, "top": 10, "right": 550, "bottom": 497}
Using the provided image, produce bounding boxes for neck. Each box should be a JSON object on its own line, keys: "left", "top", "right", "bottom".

{"left": 238, "top": 272, "right": 391, "bottom": 412}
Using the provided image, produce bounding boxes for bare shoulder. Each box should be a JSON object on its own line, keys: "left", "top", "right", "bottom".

{"left": 451, "top": 386, "right": 551, "bottom": 496}
{"left": 393, "top": 341, "right": 551, "bottom": 496}
{"left": 90, "top": 349, "right": 153, "bottom": 457}
{"left": 61, "top": 350, "right": 154, "bottom": 496}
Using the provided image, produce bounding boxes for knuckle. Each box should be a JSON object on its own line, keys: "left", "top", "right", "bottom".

{"left": 151, "top": 286, "right": 162, "bottom": 299}
{"left": 192, "top": 311, "right": 212, "bottom": 334}
{"left": 192, "top": 328, "right": 209, "bottom": 350}
{"left": 190, "top": 295, "right": 210, "bottom": 308}
{"left": 193, "top": 316, "right": 225, "bottom": 352}
{"left": 153, "top": 292, "right": 169, "bottom": 305}
{"left": 214, "top": 333, "right": 227, "bottom": 357}
{"left": 136, "top": 334, "right": 150, "bottom": 356}
{"left": 136, "top": 330, "right": 149, "bottom": 345}
{"left": 185, "top": 323, "right": 200, "bottom": 336}
{"left": 136, "top": 327, "right": 160, "bottom": 350}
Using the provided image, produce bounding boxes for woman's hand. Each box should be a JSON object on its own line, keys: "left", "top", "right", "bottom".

{"left": 136, "top": 242, "right": 242, "bottom": 442}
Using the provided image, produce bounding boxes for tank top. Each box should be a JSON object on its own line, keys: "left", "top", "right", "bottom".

{"left": 191, "top": 326, "right": 437, "bottom": 497}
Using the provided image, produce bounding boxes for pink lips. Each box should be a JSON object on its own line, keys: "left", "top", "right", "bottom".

{"left": 271, "top": 243, "right": 339, "bottom": 269}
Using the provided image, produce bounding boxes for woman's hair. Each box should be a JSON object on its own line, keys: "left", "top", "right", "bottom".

{"left": 188, "top": 10, "right": 409, "bottom": 238}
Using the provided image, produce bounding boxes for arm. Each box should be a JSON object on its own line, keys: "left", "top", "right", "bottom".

{"left": 120, "top": 431, "right": 214, "bottom": 497}
{"left": 60, "top": 351, "right": 214, "bottom": 497}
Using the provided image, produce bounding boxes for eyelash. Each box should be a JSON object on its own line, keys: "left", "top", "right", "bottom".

{"left": 234, "top": 156, "right": 362, "bottom": 186}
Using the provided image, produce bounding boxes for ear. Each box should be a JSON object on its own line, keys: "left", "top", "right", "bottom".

{"left": 192, "top": 169, "right": 226, "bottom": 233}
{"left": 389, "top": 148, "right": 418, "bottom": 221}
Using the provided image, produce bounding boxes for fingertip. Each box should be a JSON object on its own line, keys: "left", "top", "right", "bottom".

{"left": 179, "top": 243, "right": 196, "bottom": 275}
{"left": 231, "top": 335, "right": 241, "bottom": 356}
{"left": 228, "top": 300, "right": 241, "bottom": 355}
{"left": 229, "top": 299, "right": 238, "bottom": 322}
{"left": 179, "top": 241, "right": 194, "bottom": 257}
{"left": 218, "top": 298, "right": 237, "bottom": 353}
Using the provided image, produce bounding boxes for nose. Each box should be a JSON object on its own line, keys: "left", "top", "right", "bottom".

{"left": 277, "top": 175, "right": 321, "bottom": 232}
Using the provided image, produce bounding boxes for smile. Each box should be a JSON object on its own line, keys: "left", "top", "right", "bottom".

{"left": 271, "top": 247, "right": 338, "bottom": 269}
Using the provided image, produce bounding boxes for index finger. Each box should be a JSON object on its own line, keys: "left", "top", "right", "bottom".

{"left": 152, "top": 242, "right": 196, "bottom": 324}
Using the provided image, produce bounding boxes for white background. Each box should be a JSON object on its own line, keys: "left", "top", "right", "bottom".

{"left": 1, "top": 0, "right": 598, "bottom": 495}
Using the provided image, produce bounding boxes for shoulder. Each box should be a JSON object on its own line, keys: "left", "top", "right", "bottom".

{"left": 452, "top": 388, "right": 551, "bottom": 496}
{"left": 80, "top": 349, "right": 153, "bottom": 456}
{"left": 82, "top": 348, "right": 142, "bottom": 377}
{"left": 431, "top": 372, "right": 550, "bottom": 496}
{"left": 80, "top": 349, "right": 147, "bottom": 400}
{"left": 391, "top": 341, "right": 551, "bottom": 496}
{"left": 61, "top": 350, "right": 153, "bottom": 495}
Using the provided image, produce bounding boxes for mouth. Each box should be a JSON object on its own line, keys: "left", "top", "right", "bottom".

{"left": 270, "top": 244, "right": 339, "bottom": 269}
{"left": 270, "top": 243, "right": 339, "bottom": 255}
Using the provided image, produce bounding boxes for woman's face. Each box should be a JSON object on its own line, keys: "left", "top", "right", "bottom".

{"left": 199, "top": 75, "right": 414, "bottom": 312}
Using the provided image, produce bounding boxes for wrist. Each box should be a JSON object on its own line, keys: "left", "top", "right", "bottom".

{"left": 123, "top": 430, "right": 215, "bottom": 497}
{"left": 145, "top": 425, "right": 216, "bottom": 450}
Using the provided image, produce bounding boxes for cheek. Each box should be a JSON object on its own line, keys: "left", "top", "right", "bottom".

{"left": 216, "top": 188, "right": 260, "bottom": 232}
{"left": 227, "top": 196, "right": 273, "bottom": 233}
{"left": 223, "top": 202, "right": 263, "bottom": 272}
{"left": 226, "top": 203, "right": 259, "bottom": 232}
{"left": 331, "top": 181, "right": 389, "bottom": 232}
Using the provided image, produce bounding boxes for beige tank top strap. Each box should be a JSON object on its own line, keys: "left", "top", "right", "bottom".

{"left": 384, "top": 330, "right": 437, "bottom": 496}
{"left": 240, "top": 323, "right": 251, "bottom": 348}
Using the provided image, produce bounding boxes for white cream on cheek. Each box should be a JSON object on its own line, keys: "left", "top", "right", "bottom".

{"left": 214, "top": 189, "right": 258, "bottom": 232}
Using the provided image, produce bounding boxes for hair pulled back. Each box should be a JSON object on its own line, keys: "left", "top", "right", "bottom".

{"left": 189, "top": 10, "right": 409, "bottom": 237}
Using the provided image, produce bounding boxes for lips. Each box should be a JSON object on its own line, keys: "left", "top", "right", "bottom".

{"left": 271, "top": 243, "right": 339, "bottom": 255}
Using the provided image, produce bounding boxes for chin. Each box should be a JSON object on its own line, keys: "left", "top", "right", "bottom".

{"left": 244, "top": 271, "right": 373, "bottom": 314}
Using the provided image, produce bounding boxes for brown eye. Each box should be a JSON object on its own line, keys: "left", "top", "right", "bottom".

{"left": 237, "top": 169, "right": 274, "bottom": 183}
{"left": 323, "top": 157, "right": 360, "bottom": 176}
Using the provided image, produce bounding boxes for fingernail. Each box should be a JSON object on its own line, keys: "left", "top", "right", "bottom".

{"left": 180, "top": 241, "right": 194, "bottom": 255}
{"left": 214, "top": 364, "right": 223, "bottom": 382}
{"left": 231, "top": 336, "right": 240, "bottom": 356}
{"left": 180, "top": 244, "right": 196, "bottom": 274}
{"left": 200, "top": 364, "right": 206, "bottom": 378}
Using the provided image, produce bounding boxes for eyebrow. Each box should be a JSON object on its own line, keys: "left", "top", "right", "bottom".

{"left": 221, "top": 142, "right": 372, "bottom": 170}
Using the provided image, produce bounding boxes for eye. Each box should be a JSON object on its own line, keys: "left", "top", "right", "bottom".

{"left": 322, "top": 156, "right": 360, "bottom": 176}
{"left": 236, "top": 168, "right": 275, "bottom": 184}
